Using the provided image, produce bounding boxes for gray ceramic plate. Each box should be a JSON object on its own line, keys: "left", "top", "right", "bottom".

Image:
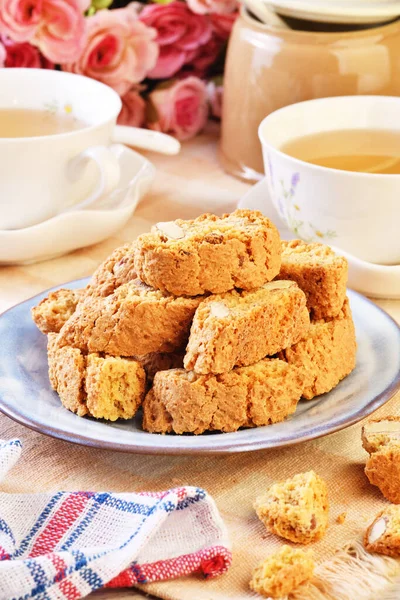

{"left": 0, "top": 279, "right": 399, "bottom": 454}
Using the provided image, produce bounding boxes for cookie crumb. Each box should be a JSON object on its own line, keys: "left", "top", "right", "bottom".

{"left": 363, "top": 416, "right": 400, "bottom": 504}
{"left": 250, "top": 545, "right": 314, "bottom": 598}
{"left": 255, "top": 471, "right": 329, "bottom": 544}
{"left": 336, "top": 512, "right": 346, "bottom": 524}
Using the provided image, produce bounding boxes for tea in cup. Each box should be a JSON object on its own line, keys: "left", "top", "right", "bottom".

{"left": 0, "top": 68, "right": 123, "bottom": 230}
{"left": 259, "top": 95, "right": 400, "bottom": 265}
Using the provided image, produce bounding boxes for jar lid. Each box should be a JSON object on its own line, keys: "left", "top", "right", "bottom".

{"left": 269, "top": 0, "right": 400, "bottom": 24}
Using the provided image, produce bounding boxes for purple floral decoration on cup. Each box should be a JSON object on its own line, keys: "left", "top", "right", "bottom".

{"left": 267, "top": 154, "right": 275, "bottom": 191}
{"left": 290, "top": 172, "right": 300, "bottom": 195}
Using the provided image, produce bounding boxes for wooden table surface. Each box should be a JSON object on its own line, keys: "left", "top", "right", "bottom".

{"left": 0, "top": 124, "right": 399, "bottom": 600}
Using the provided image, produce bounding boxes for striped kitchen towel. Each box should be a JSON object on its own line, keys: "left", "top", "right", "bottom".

{"left": 0, "top": 439, "right": 231, "bottom": 600}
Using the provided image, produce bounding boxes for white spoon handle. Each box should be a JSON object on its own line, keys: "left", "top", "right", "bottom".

{"left": 113, "top": 125, "right": 181, "bottom": 155}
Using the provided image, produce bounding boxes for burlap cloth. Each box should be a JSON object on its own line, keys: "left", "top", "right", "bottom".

{"left": 1, "top": 377, "right": 400, "bottom": 600}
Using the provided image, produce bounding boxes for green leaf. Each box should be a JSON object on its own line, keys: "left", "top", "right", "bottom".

{"left": 151, "top": 0, "right": 175, "bottom": 5}
{"left": 90, "top": 0, "right": 113, "bottom": 11}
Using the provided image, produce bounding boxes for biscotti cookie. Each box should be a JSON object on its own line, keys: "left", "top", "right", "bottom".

{"left": 58, "top": 279, "right": 203, "bottom": 356}
{"left": 142, "top": 358, "right": 304, "bottom": 435}
{"left": 47, "top": 333, "right": 87, "bottom": 415}
{"left": 364, "top": 448, "right": 400, "bottom": 504}
{"left": 362, "top": 417, "right": 400, "bottom": 454}
{"left": 364, "top": 506, "right": 400, "bottom": 557}
{"left": 85, "top": 354, "right": 145, "bottom": 420}
{"left": 279, "top": 240, "right": 348, "bottom": 319}
{"left": 32, "top": 288, "right": 83, "bottom": 334}
{"left": 250, "top": 546, "right": 314, "bottom": 598}
{"left": 134, "top": 209, "right": 281, "bottom": 296}
{"left": 133, "top": 351, "right": 184, "bottom": 385}
{"left": 279, "top": 298, "right": 356, "bottom": 400}
{"left": 254, "top": 471, "right": 329, "bottom": 544}
{"left": 362, "top": 419, "right": 400, "bottom": 504}
{"left": 84, "top": 243, "right": 137, "bottom": 299}
{"left": 48, "top": 335, "right": 145, "bottom": 420}
{"left": 184, "top": 281, "right": 309, "bottom": 374}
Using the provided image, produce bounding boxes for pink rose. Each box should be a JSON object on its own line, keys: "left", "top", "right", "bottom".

{"left": 210, "top": 11, "right": 237, "bottom": 39}
{"left": 148, "top": 76, "right": 208, "bottom": 141}
{"left": 0, "top": 39, "right": 5, "bottom": 66}
{"left": 118, "top": 88, "right": 146, "bottom": 128}
{"left": 188, "top": 34, "right": 222, "bottom": 76}
{"left": 187, "top": 0, "right": 237, "bottom": 15}
{"left": 35, "top": 0, "right": 89, "bottom": 63}
{"left": 140, "top": 2, "right": 211, "bottom": 79}
{"left": 2, "top": 36, "right": 53, "bottom": 67}
{"left": 0, "top": 0, "right": 42, "bottom": 42}
{"left": 0, "top": 0, "right": 89, "bottom": 63}
{"left": 64, "top": 5, "right": 158, "bottom": 95}
{"left": 207, "top": 79, "right": 223, "bottom": 118}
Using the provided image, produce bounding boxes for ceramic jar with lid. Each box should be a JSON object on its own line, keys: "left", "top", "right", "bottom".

{"left": 220, "top": 8, "right": 400, "bottom": 181}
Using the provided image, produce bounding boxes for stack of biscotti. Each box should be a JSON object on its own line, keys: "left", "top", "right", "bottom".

{"left": 135, "top": 213, "right": 312, "bottom": 434}
{"left": 277, "top": 239, "right": 357, "bottom": 400}
{"left": 31, "top": 210, "right": 357, "bottom": 432}
{"left": 33, "top": 209, "right": 298, "bottom": 427}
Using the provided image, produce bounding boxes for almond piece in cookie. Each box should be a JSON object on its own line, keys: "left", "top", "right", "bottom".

{"left": 255, "top": 471, "right": 329, "bottom": 544}
{"left": 364, "top": 506, "right": 400, "bottom": 557}
{"left": 250, "top": 546, "right": 315, "bottom": 598}
{"left": 142, "top": 358, "right": 304, "bottom": 435}
{"left": 279, "top": 297, "right": 356, "bottom": 399}
{"left": 57, "top": 279, "right": 203, "bottom": 356}
{"left": 134, "top": 209, "right": 282, "bottom": 296}
{"left": 184, "top": 281, "right": 309, "bottom": 374}
{"left": 279, "top": 240, "right": 348, "bottom": 319}
{"left": 32, "top": 288, "right": 83, "bottom": 334}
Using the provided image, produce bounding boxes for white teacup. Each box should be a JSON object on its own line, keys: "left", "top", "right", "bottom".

{"left": 258, "top": 96, "right": 400, "bottom": 265}
{"left": 0, "top": 69, "right": 179, "bottom": 231}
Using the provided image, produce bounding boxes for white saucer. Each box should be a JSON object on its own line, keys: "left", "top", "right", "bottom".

{"left": 238, "top": 178, "right": 400, "bottom": 299}
{"left": 0, "top": 144, "right": 155, "bottom": 265}
{"left": 270, "top": 0, "right": 400, "bottom": 24}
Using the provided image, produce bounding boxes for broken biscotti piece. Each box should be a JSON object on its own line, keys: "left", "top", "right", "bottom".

{"left": 142, "top": 358, "right": 304, "bottom": 435}
{"left": 32, "top": 288, "right": 83, "bottom": 334}
{"left": 133, "top": 209, "right": 281, "bottom": 296}
{"left": 364, "top": 506, "right": 400, "bottom": 557}
{"left": 362, "top": 417, "right": 400, "bottom": 454}
{"left": 279, "top": 298, "right": 356, "bottom": 400}
{"left": 57, "top": 279, "right": 203, "bottom": 356}
{"left": 184, "top": 281, "right": 309, "bottom": 374}
{"left": 255, "top": 471, "right": 329, "bottom": 544}
{"left": 279, "top": 240, "right": 348, "bottom": 319}
{"left": 48, "top": 333, "right": 146, "bottom": 420}
{"left": 250, "top": 546, "right": 315, "bottom": 598}
{"left": 84, "top": 243, "right": 137, "bottom": 299}
{"left": 134, "top": 351, "right": 184, "bottom": 386}
{"left": 362, "top": 417, "right": 400, "bottom": 504}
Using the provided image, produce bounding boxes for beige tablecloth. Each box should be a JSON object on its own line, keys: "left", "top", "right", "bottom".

{"left": 2, "top": 387, "right": 400, "bottom": 600}
{"left": 1, "top": 128, "right": 399, "bottom": 599}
